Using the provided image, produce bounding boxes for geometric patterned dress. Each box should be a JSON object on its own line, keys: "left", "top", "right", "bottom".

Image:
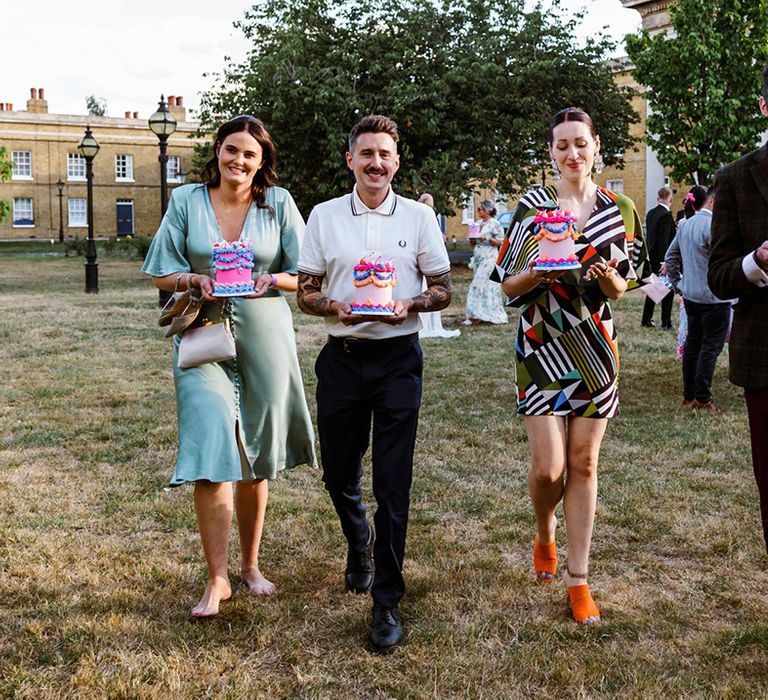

{"left": 490, "top": 185, "right": 650, "bottom": 418}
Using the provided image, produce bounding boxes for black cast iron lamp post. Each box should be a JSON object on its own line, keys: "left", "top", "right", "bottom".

{"left": 78, "top": 125, "right": 100, "bottom": 294}
{"left": 149, "top": 95, "right": 178, "bottom": 307}
{"left": 148, "top": 95, "right": 177, "bottom": 216}
{"left": 56, "top": 179, "right": 65, "bottom": 243}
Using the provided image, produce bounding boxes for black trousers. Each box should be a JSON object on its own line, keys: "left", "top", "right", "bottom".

{"left": 681, "top": 300, "right": 730, "bottom": 403}
{"left": 315, "top": 337, "right": 423, "bottom": 608}
{"left": 642, "top": 292, "right": 674, "bottom": 327}
{"left": 745, "top": 385, "right": 768, "bottom": 554}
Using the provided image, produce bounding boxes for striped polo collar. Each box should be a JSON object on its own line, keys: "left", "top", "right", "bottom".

{"left": 350, "top": 185, "right": 398, "bottom": 217}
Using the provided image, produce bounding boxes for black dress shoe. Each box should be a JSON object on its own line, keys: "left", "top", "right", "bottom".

{"left": 661, "top": 323, "right": 673, "bottom": 330}
{"left": 345, "top": 524, "right": 374, "bottom": 593}
{"left": 641, "top": 320, "right": 656, "bottom": 328}
{"left": 368, "top": 603, "right": 405, "bottom": 654}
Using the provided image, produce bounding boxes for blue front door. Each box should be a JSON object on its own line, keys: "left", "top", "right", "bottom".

{"left": 116, "top": 201, "right": 133, "bottom": 236}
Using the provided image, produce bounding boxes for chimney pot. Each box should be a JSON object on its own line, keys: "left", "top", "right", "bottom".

{"left": 133, "top": 111, "right": 139, "bottom": 119}
{"left": 177, "top": 96, "right": 184, "bottom": 107}
{"left": 39, "top": 88, "right": 45, "bottom": 99}
{"left": 0, "top": 104, "right": 4, "bottom": 111}
{"left": 7, "top": 103, "right": 12, "bottom": 111}
{"left": 125, "top": 111, "right": 131, "bottom": 118}
{"left": 30, "top": 88, "right": 37, "bottom": 99}
{"left": 168, "top": 95, "right": 176, "bottom": 106}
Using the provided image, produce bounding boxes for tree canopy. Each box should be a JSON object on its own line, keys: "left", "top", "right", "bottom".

{"left": 197, "top": 0, "right": 637, "bottom": 215}
{"left": 626, "top": 0, "right": 768, "bottom": 186}
{"left": 86, "top": 95, "right": 107, "bottom": 117}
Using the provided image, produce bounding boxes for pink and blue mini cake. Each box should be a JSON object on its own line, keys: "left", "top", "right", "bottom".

{"left": 212, "top": 240, "right": 255, "bottom": 297}
{"left": 351, "top": 257, "right": 396, "bottom": 315}
{"left": 532, "top": 209, "right": 582, "bottom": 271}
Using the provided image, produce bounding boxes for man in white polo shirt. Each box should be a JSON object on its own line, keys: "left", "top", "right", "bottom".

{"left": 297, "top": 114, "right": 452, "bottom": 654}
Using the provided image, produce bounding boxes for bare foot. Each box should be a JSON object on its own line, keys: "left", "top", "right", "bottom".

{"left": 191, "top": 575, "right": 232, "bottom": 618}
{"left": 241, "top": 567, "right": 276, "bottom": 595}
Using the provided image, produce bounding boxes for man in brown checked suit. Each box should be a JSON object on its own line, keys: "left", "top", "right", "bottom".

{"left": 708, "top": 64, "right": 768, "bottom": 553}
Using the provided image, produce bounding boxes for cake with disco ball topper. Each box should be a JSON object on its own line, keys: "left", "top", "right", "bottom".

{"left": 532, "top": 209, "right": 582, "bottom": 271}
{"left": 211, "top": 240, "right": 255, "bottom": 296}
{"left": 351, "top": 255, "right": 396, "bottom": 315}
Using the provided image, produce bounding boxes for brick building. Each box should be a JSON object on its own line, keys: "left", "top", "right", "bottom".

{"left": 0, "top": 88, "right": 203, "bottom": 240}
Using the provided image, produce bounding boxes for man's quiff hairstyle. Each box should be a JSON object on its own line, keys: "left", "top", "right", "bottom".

{"left": 348, "top": 114, "right": 400, "bottom": 152}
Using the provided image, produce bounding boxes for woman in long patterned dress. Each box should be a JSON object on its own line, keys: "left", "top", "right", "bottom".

{"left": 463, "top": 200, "right": 508, "bottom": 325}
{"left": 492, "top": 108, "right": 649, "bottom": 623}
{"left": 142, "top": 115, "right": 316, "bottom": 617}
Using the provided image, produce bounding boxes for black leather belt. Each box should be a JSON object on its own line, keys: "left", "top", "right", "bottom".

{"left": 327, "top": 333, "right": 419, "bottom": 353}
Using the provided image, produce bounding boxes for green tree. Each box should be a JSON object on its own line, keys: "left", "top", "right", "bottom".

{"left": 197, "top": 0, "right": 637, "bottom": 215}
{"left": 86, "top": 94, "right": 107, "bottom": 116}
{"left": 0, "top": 146, "right": 11, "bottom": 222}
{"left": 626, "top": 0, "right": 768, "bottom": 186}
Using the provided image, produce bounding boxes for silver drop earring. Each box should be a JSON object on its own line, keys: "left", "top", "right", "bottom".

{"left": 594, "top": 153, "right": 604, "bottom": 175}
{"left": 550, "top": 158, "right": 561, "bottom": 180}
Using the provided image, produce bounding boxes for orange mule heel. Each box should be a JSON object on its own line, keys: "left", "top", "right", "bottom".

{"left": 567, "top": 583, "right": 601, "bottom": 624}
{"left": 533, "top": 538, "right": 557, "bottom": 584}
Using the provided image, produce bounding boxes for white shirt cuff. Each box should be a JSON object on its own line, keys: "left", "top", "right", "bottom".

{"left": 742, "top": 252, "right": 768, "bottom": 287}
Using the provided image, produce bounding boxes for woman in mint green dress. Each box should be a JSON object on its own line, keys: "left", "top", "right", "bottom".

{"left": 142, "top": 115, "right": 316, "bottom": 617}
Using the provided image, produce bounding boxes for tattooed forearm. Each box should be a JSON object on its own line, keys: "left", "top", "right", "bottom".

{"left": 409, "top": 272, "right": 452, "bottom": 312}
{"left": 297, "top": 273, "right": 339, "bottom": 317}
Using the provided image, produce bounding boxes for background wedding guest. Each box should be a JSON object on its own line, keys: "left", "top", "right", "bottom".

{"left": 418, "top": 192, "right": 460, "bottom": 339}
{"left": 142, "top": 115, "right": 316, "bottom": 617}
{"left": 463, "top": 200, "right": 508, "bottom": 326}
{"left": 708, "top": 64, "right": 768, "bottom": 553}
{"left": 641, "top": 186, "right": 676, "bottom": 329}
{"left": 493, "top": 107, "right": 649, "bottom": 624}
{"left": 666, "top": 185, "right": 734, "bottom": 412}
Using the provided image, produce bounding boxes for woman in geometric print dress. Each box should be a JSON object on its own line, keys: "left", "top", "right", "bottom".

{"left": 492, "top": 107, "right": 649, "bottom": 624}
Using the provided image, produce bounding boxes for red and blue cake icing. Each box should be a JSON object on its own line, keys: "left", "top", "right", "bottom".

{"left": 212, "top": 240, "right": 255, "bottom": 296}
{"left": 351, "top": 257, "right": 396, "bottom": 315}
{"left": 533, "top": 209, "right": 581, "bottom": 270}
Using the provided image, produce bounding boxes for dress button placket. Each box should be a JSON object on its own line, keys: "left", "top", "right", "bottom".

{"left": 225, "top": 299, "right": 243, "bottom": 419}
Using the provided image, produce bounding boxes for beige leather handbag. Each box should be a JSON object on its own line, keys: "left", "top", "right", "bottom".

{"left": 177, "top": 319, "right": 236, "bottom": 369}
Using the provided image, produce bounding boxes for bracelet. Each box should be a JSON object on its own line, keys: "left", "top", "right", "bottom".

{"left": 185, "top": 272, "right": 195, "bottom": 290}
{"left": 270, "top": 273, "right": 277, "bottom": 287}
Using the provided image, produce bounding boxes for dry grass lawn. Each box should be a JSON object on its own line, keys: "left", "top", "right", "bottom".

{"left": 0, "top": 256, "right": 766, "bottom": 698}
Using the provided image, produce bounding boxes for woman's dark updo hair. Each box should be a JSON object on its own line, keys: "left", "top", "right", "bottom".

{"left": 683, "top": 185, "right": 708, "bottom": 219}
{"left": 548, "top": 107, "right": 597, "bottom": 144}
{"left": 202, "top": 115, "right": 277, "bottom": 216}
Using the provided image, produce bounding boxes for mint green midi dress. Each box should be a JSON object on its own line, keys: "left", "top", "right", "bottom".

{"left": 142, "top": 184, "right": 317, "bottom": 485}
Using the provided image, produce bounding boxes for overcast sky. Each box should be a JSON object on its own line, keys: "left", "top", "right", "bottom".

{"left": 3, "top": 0, "right": 641, "bottom": 121}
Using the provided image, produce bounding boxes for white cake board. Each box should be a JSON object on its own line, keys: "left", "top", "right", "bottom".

{"left": 533, "top": 262, "right": 582, "bottom": 271}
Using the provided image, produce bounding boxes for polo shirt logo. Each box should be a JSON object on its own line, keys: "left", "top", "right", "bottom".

{"left": 398, "top": 240, "right": 407, "bottom": 248}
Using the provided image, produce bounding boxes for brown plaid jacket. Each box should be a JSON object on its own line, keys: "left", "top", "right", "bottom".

{"left": 709, "top": 142, "right": 768, "bottom": 389}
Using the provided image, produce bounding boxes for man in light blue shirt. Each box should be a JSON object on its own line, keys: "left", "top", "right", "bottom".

{"left": 666, "top": 186, "right": 734, "bottom": 411}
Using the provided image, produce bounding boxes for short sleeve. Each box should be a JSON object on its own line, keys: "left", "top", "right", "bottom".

{"left": 297, "top": 206, "right": 327, "bottom": 276}
{"left": 417, "top": 213, "right": 451, "bottom": 276}
{"left": 489, "top": 200, "right": 538, "bottom": 284}
{"left": 277, "top": 190, "right": 305, "bottom": 274}
{"left": 141, "top": 188, "right": 191, "bottom": 277}
{"left": 489, "top": 218, "right": 505, "bottom": 241}
{"left": 615, "top": 195, "right": 651, "bottom": 290}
